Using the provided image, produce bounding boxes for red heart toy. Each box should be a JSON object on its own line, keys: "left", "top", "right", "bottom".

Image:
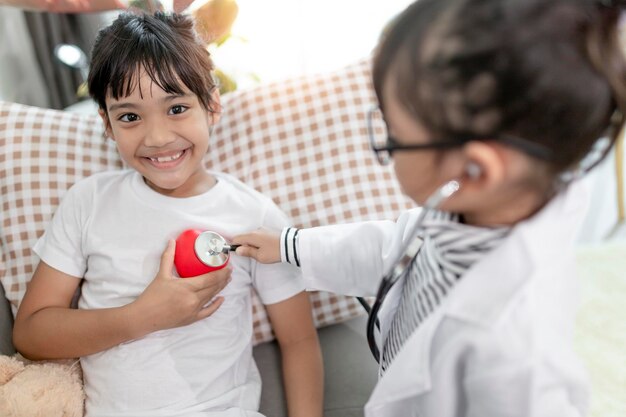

{"left": 174, "top": 229, "right": 230, "bottom": 278}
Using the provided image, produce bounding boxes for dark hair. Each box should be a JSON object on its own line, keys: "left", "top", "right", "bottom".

{"left": 88, "top": 12, "right": 218, "bottom": 113}
{"left": 373, "top": 0, "right": 626, "bottom": 175}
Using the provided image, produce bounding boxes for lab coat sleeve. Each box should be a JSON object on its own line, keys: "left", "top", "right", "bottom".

{"left": 298, "top": 208, "right": 422, "bottom": 297}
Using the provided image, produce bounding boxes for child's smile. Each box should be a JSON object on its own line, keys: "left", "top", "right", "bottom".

{"left": 101, "top": 67, "right": 220, "bottom": 198}
{"left": 146, "top": 149, "right": 185, "bottom": 164}
{"left": 143, "top": 148, "right": 189, "bottom": 169}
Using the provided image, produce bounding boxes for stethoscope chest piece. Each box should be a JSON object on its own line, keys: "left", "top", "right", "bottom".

{"left": 174, "top": 229, "right": 232, "bottom": 278}
{"left": 194, "top": 231, "right": 230, "bottom": 267}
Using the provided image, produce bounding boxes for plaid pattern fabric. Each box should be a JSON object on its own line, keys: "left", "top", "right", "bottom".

{"left": 0, "top": 58, "right": 413, "bottom": 345}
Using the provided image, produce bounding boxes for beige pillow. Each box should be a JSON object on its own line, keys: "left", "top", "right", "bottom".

{"left": 0, "top": 58, "right": 412, "bottom": 344}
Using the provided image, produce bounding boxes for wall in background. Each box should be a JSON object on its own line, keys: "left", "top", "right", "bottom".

{"left": 0, "top": 7, "right": 50, "bottom": 107}
{"left": 579, "top": 143, "right": 626, "bottom": 243}
{"left": 0, "top": 8, "right": 115, "bottom": 108}
{"left": 212, "top": 0, "right": 414, "bottom": 90}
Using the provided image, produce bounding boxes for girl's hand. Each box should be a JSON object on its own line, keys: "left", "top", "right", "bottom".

{"left": 131, "top": 240, "right": 231, "bottom": 336}
{"left": 232, "top": 228, "right": 281, "bottom": 264}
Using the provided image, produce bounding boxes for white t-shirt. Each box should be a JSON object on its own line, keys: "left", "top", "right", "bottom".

{"left": 34, "top": 170, "right": 305, "bottom": 417}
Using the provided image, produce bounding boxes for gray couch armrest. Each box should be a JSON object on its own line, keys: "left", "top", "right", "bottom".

{"left": 0, "top": 284, "right": 16, "bottom": 356}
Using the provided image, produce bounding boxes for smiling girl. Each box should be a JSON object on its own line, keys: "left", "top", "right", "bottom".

{"left": 13, "top": 12, "right": 322, "bottom": 417}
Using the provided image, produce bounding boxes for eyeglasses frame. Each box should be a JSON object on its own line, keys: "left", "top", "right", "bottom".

{"left": 366, "top": 106, "right": 555, "bottom": 165}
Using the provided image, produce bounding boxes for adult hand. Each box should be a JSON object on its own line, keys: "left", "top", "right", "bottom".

{"left": 232, "top": 228, "right": 282, "bottom": 264}
{"left": 0, "top": 0, "right": 127, "bottom": 13}
{"left": 132, "top": 240, "right": 231, "bottom": 335}
{"left": 173, "top": 0, "right": 193, "bottom": 13}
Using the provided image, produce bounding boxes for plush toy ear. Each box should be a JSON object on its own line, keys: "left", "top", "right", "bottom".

{"left": 0, "top": 355, "right": 25, "bottom": 385}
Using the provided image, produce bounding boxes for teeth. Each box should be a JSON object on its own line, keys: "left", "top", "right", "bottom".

{"left": 149, "top": 150, "right": 183, "bottom": 163}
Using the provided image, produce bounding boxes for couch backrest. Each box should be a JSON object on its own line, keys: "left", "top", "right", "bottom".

{"left": 0, "top": 58, "right": 412, "bottom": 344}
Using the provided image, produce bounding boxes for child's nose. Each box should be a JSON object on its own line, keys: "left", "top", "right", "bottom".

{"left": 144, "top": 120, "right": 175, "bottom": 147}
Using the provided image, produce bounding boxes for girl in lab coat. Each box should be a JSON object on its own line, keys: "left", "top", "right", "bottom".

{"left": 233, "top": 0, "right": 626, "bottom": 415}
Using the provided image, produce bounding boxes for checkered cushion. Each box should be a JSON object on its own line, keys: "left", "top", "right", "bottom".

{"left": 0, "top": 58, "right": 412, "bottom": 344}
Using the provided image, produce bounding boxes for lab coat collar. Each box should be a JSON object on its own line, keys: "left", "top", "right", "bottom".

{"left": 445, "top": 180, "right": 588, "bottom": 327}
{"left": 366, "top": 181, "right": 588, "bottom": 408}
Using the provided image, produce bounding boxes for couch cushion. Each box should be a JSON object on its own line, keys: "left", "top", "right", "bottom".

{"left": 254, "top": 315, "right": 378, "bottom": 417}
{"left": 0, "top": 283, "right": 15, "bottom": 356}
{"left": 0, "top": 104, "right": 122, "bottom": 310}
{"left": 0, "top": 58, "right": 412, "bottom": 344}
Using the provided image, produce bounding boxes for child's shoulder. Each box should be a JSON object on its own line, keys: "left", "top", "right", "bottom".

{"left": 210, "top": 171, "right": 287, "bottom": 224}
{"left": 211, "top": 171, "right": 274, "bottom": 205}
{"left": 66, "top": 170, "right": 134, "bottom": 197}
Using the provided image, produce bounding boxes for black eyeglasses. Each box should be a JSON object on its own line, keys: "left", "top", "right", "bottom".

{"left": 367, "top": 107, "right": 463, "bottom": 165}
{"left": 367, "top": 107, "right": 555, "bottom": 166}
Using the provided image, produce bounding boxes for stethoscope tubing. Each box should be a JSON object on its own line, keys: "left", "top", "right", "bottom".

{"left": 365, "top": 277, "right": 395, "bottom": 362}
{"left": 364, "top": 180, "right": 460, "bottom": 363}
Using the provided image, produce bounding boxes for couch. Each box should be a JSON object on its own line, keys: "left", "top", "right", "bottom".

{"left": 0, "top": 58, "right": 413, "bottom": 416}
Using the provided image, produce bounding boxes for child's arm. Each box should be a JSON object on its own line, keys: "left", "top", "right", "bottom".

{"left": 266, "top": 292, "right": 323, "bottom": 417}
{"left": 13, "top": 240, "right": 230, "bottom": 360}
{"left": 234, "top": 209, "right": 422, "bottom": 297}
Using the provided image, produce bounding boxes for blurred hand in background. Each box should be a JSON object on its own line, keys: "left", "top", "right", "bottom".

{"left": 0, "top": 0, "right": 127, "bottom": 13}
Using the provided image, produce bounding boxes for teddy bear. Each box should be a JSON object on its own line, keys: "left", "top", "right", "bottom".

{"left": 0, "top": 354, "right": 84, "bottom": 417}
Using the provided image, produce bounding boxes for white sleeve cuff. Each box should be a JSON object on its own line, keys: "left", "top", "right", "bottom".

{"left": 280, "top": 227, "right": 301, "bottom": 267}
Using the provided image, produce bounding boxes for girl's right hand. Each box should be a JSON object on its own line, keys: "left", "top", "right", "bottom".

{"left": 131, "top": 240, "right": 231, "bottom": 336}
{"left": 232, "top": 228, "right": 281, "bottom": 264}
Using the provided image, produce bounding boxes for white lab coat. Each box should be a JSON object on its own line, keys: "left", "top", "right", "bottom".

{"left": 298, "top": 181, "right": 590, "bottom": 417}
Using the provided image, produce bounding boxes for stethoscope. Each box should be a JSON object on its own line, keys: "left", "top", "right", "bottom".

{"left": 173, "top": 229, "right": 240, "bottom": 278}
{"left": 173, "top": 180, "right": 461, "bottom": 362}
{"left": 361, "top": 179, "right": 461, "bottom": 363}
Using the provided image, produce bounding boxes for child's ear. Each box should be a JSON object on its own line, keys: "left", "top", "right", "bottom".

{"left": 207, "top": 88, "right": 222, "bottom": 125}
{"left": 459, "top": 141, "right": 506, "bottom": 192}
{"left": 98, "top": 109, "right": 115, "bottom": 141}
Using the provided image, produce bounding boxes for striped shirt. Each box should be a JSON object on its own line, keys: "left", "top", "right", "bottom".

{"left": 380, "top": 211, "right": 509, "bottom": 373}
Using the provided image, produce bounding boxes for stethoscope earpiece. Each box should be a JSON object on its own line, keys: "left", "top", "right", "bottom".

{"left": 465, "top": 162, "right": 482, "bottom": 179}
{"left": 423, "top": 180, "right": 461, "bottom": 211}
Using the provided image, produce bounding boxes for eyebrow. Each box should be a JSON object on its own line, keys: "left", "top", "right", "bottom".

{"left": 108, "top": 93, "right": 194, "bottom": 112}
